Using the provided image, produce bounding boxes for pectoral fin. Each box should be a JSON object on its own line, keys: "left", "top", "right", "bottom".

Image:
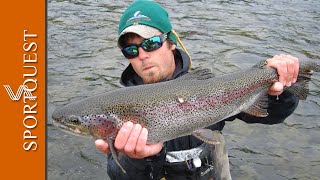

{"left": 192, "top": 129, "right": 221, "bottom": 145}
{"left": 107, "top": 138, "right": 127, "bottom": 174}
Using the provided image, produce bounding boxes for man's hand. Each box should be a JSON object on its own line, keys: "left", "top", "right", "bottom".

{"left": 95, "top": 121, "right": 163, "bottom": 159}
{"left": 266, "top": 54, "right": 299, "bottom": 96}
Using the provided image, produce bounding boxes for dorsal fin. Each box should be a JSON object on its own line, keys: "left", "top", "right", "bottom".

{"left": 182, "top": 68, "right": 216, "bottom": 80}
{"left": 243, "top": 92, "right": 269, "bottom": 117}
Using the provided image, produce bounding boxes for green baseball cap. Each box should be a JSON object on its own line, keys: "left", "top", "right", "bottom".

{"left": 118, "top": 0, "right": 177, "bottom": 47}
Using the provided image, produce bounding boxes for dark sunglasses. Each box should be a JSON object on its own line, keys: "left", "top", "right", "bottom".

{"left": 121, "top": 34, "right": 168, "bottom": 59}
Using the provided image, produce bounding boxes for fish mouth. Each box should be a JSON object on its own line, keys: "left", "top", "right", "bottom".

{"left": 52, "top": 118, "right": 89, "bottom": 136}
{"left": 52, "top": 120, "right": 80, "bottom": 133}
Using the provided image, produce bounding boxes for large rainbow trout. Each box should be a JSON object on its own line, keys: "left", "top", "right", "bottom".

{"left": 52, "top": 59, "right": 319, "bottom": 173}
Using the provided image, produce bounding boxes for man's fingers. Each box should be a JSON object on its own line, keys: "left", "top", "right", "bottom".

{"left": 144, "top": 143, "right": 164, "bottom": 157}
{"left": 114, "top": 121, "right": 133, "bottom": 150}
{"left": 266, "top": 54, "right": 299, "bottom": 87}
{"left": 267, "top": 57, "right": 287, "bottom": 85}
{"left": 135, "top": 128, "right": 148, "bottom": 154}
{"left": 109, "top": 122, "right": 164, "bottom": 159}
{"left": 279, "top": 60, "right": 289, "bottom": 85}
{"left": 291, "top": 56, "right": 299, "bottom": 83}
{"left": 124, "top": 124, "right": 142, "bottom": 157}
{"left": 286, "top": 60, "right": 295, "bottom": 86}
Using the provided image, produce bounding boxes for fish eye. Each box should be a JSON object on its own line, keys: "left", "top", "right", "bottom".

{"left": 69, "top": 115, "right": 79, "bottom": 123}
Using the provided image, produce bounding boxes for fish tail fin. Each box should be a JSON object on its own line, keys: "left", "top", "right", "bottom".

{"left": 211, "top": 131, "right": 232, "bottom": 180}
{"left": 287, "top": 59, "right": 319, "bottom": 100}
{"left": 286, "top": 74, "right": 310, "bottom": 100}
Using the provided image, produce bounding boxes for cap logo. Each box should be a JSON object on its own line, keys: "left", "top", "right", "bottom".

{"left": 126, "top": 11, "right": 151, "bottom": 24}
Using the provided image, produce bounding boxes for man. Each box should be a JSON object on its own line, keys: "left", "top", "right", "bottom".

{"left": 95, "top": 1, "right": 300, "bottom": 179}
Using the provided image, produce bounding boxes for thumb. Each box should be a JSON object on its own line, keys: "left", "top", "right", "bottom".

{"left": 268, "top": 82, "right": 284, "bottom": 96}
{"left": 95, "top": 139, "right": 110, "bottom": 154}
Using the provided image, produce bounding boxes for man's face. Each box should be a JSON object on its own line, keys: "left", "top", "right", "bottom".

{"left": 126, "top": 32, "right": 177, "bottom": 84}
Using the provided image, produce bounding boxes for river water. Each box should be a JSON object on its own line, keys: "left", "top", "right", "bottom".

{"left": 47, "top": 0, "right": 320, "bottom": 179}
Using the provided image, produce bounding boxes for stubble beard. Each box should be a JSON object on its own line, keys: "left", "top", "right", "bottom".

{"left": 142, "top": 71, "right": 165, "bottom": 84}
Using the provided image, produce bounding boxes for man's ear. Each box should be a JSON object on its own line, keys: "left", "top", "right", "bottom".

{"left": 170, "top": 44, "right": 176, "bottom": 51}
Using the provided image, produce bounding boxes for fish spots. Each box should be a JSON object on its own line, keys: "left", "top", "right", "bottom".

{"left": 84, "top": 114, "right": 118, "bottom": 139}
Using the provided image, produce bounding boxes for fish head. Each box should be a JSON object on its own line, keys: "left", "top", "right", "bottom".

{"left": 52, "top": 112, "right": 91, "bottom": 136}
{"left": 52, "top": 106, "right": 119, "bottom": 139}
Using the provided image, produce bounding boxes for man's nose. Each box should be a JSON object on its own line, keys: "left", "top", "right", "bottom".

{"left": 138, "top": 47, "right": 149, "bottom": 60}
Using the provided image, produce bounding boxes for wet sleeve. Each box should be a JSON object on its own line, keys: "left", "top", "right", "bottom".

{"left": 107, "top": 147, "right": 166, "bottom": 180}
{"left": 236, "top": 90, "right": 299, "bottom": 124}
